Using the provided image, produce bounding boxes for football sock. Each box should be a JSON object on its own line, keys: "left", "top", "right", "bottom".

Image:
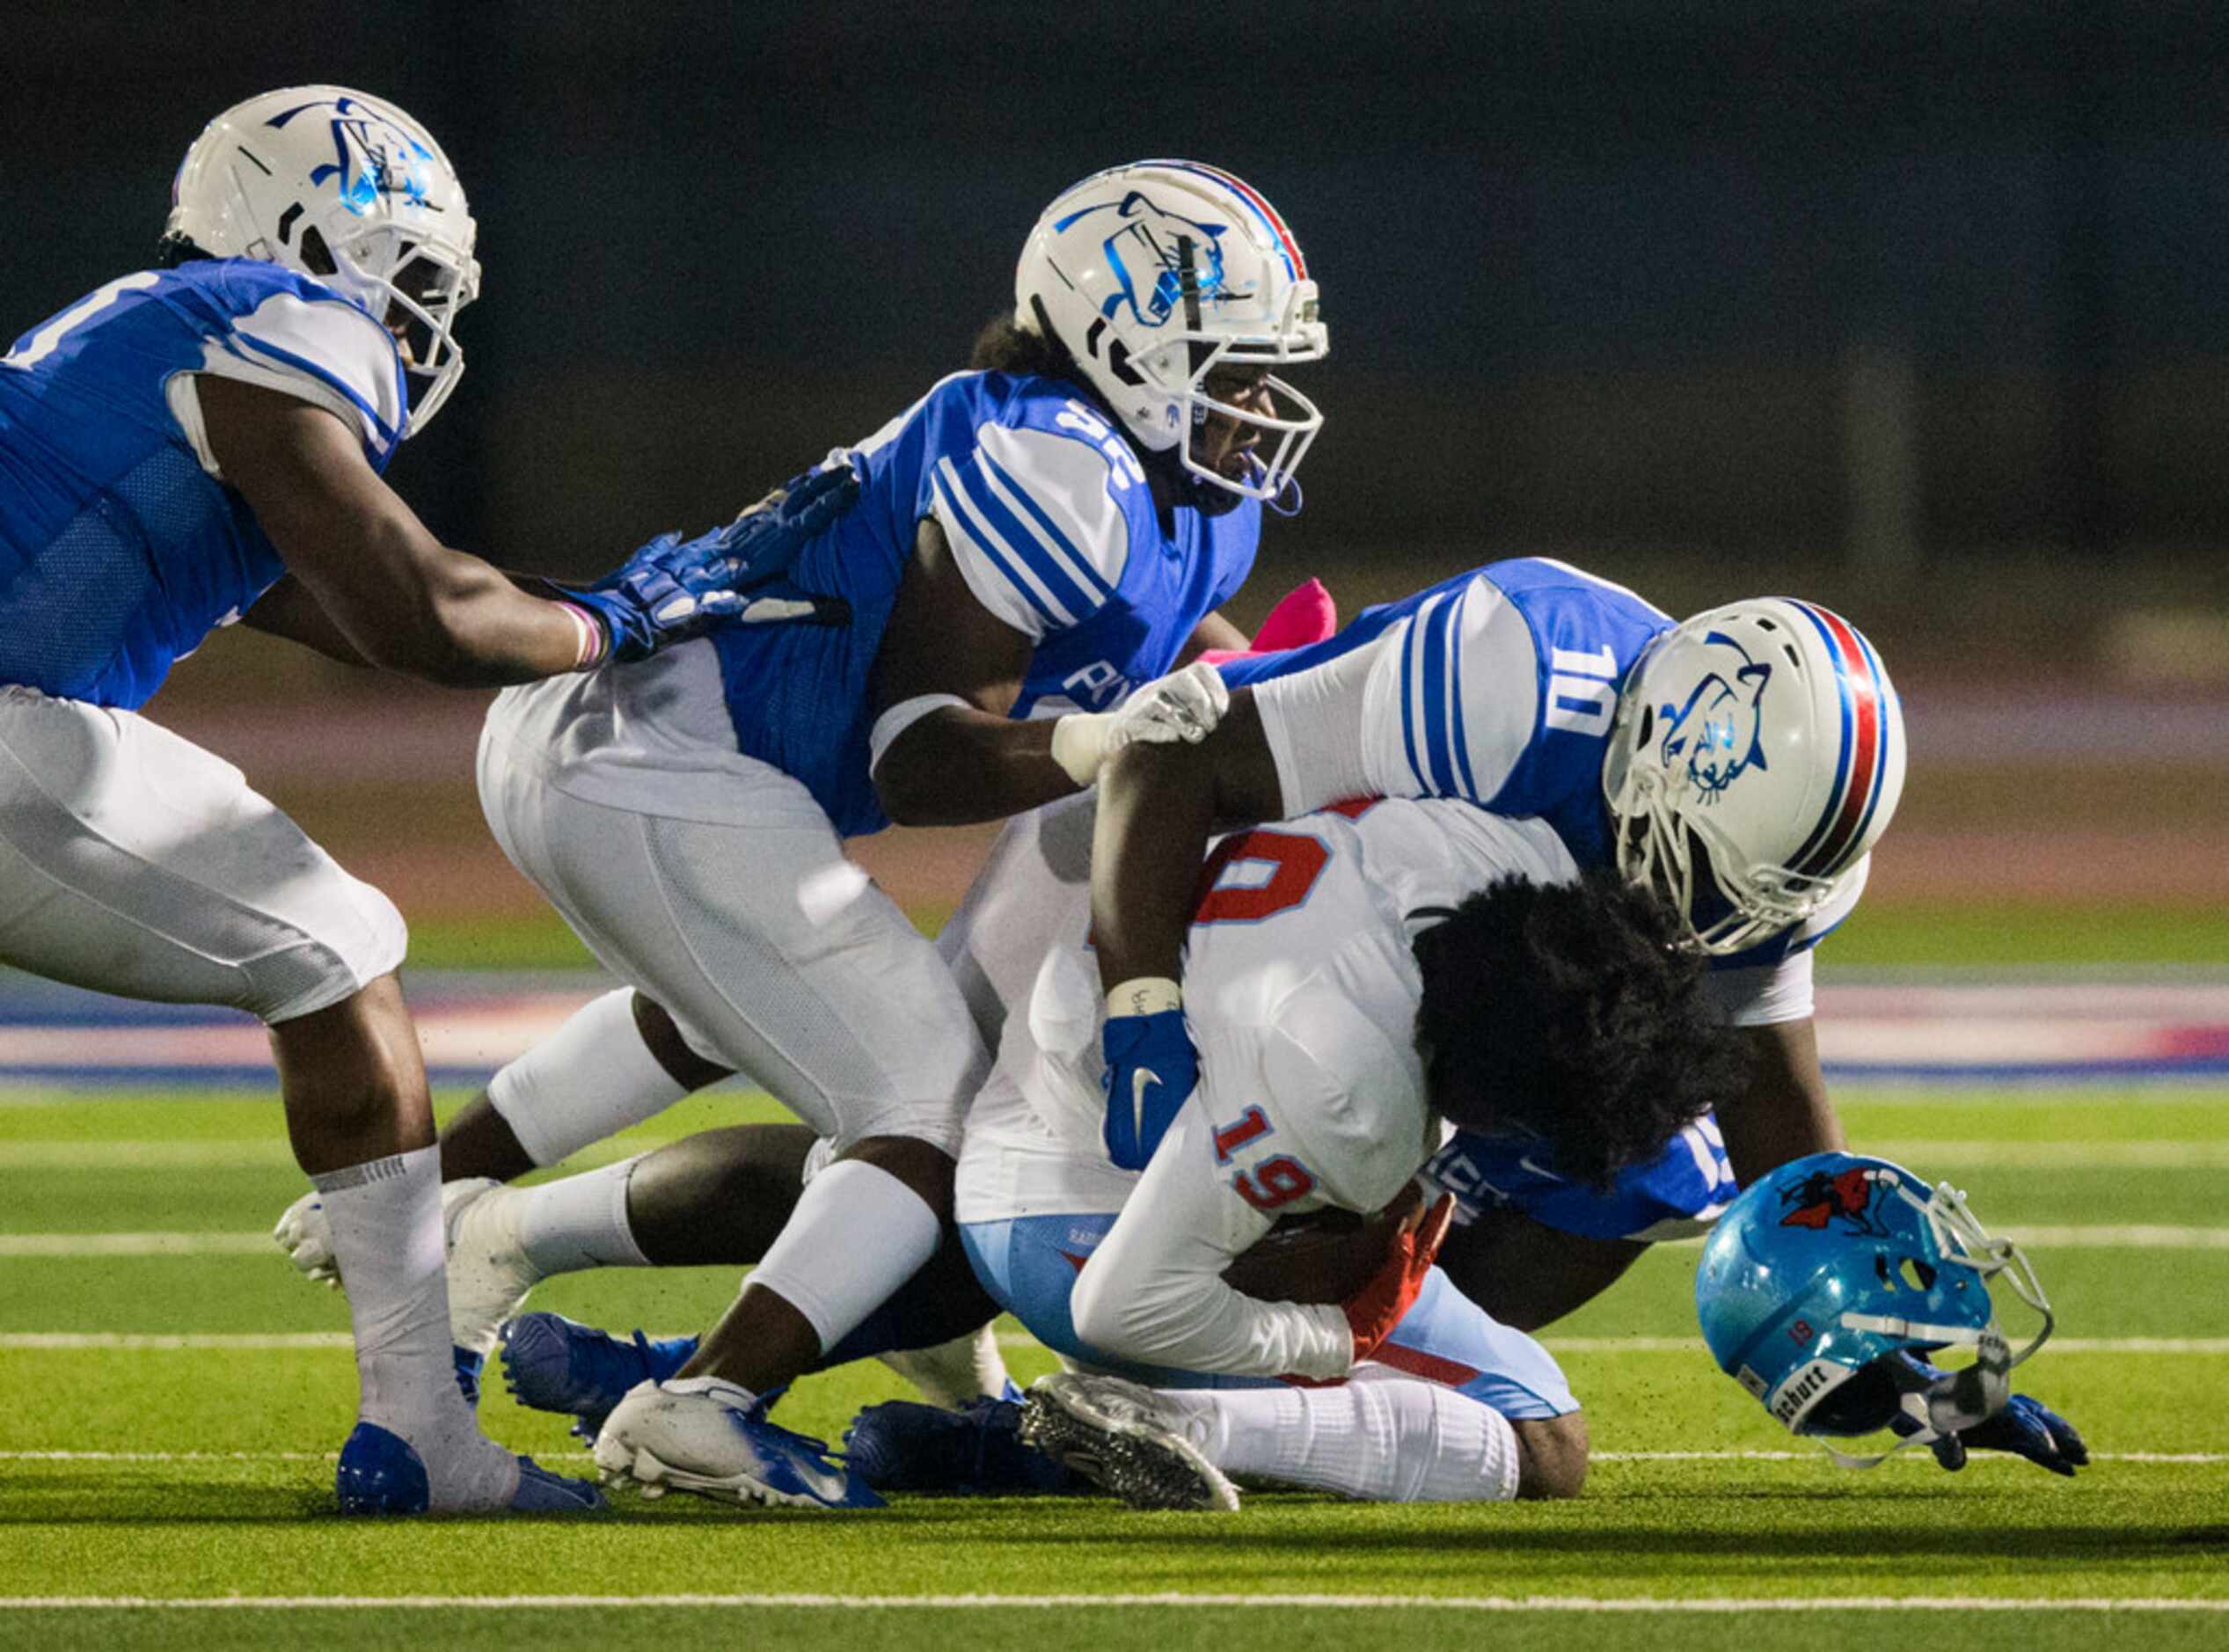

{"left": 313, "top": 1145, "right": 517, "bottom": 1508}
{"left": 744, "top": 1159, "right": 940, "bottom": 1352}
{"left": 1176, "top": 1376, "right": 1521, "bottom": 1502}
{"left": 486, "top": 988, "right": 690, "bottom": 1166}
{"left": 513, "top": 1152, "right": 654, "bottom": 1276}
{"left": 876, "top": 1323, "right": 1013, "bottom": 1408}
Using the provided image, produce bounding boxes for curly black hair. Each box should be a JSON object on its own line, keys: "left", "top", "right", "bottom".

{"left": 1413, "top": 869, "right": 1747, "bottom": 1190}
{"left": 968, "top": 311, "right": 1082, "bottom": 379}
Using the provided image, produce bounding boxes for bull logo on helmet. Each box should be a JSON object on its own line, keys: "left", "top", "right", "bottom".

{"left": 1656, "top": 631, "right": 1772, "bottom": 802}
{"left": 267, "top": 95, "right": 435, "bottom": 216}
{"left": 1056, "top": 191, "right": 1246, "bottom": 331}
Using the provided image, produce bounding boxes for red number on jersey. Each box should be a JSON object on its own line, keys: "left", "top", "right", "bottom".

{"left": 1232, "top": 1155, "right": 1317, "bottom": 1213}
{"left": 1212, "top": 1106, "right": 1272, "bottom": 1164}
{"left": 1194, "top": 830, "right": 1328, "bottom": 925}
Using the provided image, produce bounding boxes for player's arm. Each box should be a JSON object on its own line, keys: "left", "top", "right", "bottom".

{"left": 238, "top": 574, "right": 372, "bottom": 667}
{"left": 869, "top": 516, "right": 1229, "bottom": 827}
{"left": 1070, "top": 1097, "right": 1356, "bottom": 1382}
{"left": 866, "top": 515, "right": 1078, "bottom": 826}
{"left": 1719, "top": 1018, "right": 1842, "bottom": 1184}
{"left": 199, "top": 376, "right": 600, "bottom": 685}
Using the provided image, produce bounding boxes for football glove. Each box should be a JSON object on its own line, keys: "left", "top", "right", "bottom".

{"left": 1342, "top": 1191, "right": 1456, "bottom": 1364}
{"left": 1051, "top": 661, "right": 1231, "bottom": 786}
{"left": 1886, "top": 1351, "right": 2089, "bottom": 1478}
{"left": 1100, "top": 979, "right": 1197, "bottom": 1172}
{"left": 568, "top": 457, "right": 861, "bottom": 662}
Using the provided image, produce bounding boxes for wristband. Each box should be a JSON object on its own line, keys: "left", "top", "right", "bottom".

{"left": 1106, "top": 976, "right": 1182, "bottom": 1019}
{"left": 556, "top": 601, "right": 608, "bottom": 669}
{"left": 1050, "top": 711, "right": 1114, "bottom": 786}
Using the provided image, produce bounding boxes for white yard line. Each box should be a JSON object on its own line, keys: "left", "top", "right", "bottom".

{"left": 0, "top": 1233, "right": 274, "bottom": 1256}
{"left": 0, "top": 1593, "right": 2225, "bottom": 1614}
{"left": 6, "top": 1331, "right": 2226, "bottom": 1354}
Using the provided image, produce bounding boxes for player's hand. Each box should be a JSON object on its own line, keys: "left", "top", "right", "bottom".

{"left": 567, "top": 525, "right": 749, "bottom": 662}
{"left": 1050, "top": 662, "right": 1229, "bottom": 786}
{"left": 570, "top": 457, "right": 863, "bottom": 662}
{"left": 716, "top": 454, "right": 863, "bottom": 594}
{"left": 1100, "top": 980, "right": 1197, "bottom": 1172}
{"left": 1341, "top": 1190, "right": 1455, "bottom": 1364}
{"left": 1893, "top": 1390, "right": 2090, "bottom": 1478}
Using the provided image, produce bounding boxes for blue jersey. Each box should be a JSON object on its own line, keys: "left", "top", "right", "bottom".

{"left": 1228, "top": 557, "right": 1864, "bottom": 971}
{"left": 0, "top": 259, "right": 407, "bottom": 709}
{"left": 712, "top": 371, "right": 1258, "bottom": 836}
{"left": 1225, "top": 557, "right": 1672, "bottom": 867}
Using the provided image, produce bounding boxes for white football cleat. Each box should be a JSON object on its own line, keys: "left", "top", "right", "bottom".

{"left": 442, "top": 1179, "right": 540, "bottom": 1359}
{"left": 593, "top": 1378, "right": 884, "bottom": 1510}
{"left": 271, "top": 1178, "right": 537, "bottom": 1356}
{"left": 1019, "top": 1372, "right": 1239, "bottom": 1512}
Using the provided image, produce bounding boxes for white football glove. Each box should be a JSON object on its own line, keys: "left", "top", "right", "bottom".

{"left": 1050, "top": 662, "right": 1231, "bottom": 786}
{"left": 274, "top": 1188, "right": 341, "bottom": 1288}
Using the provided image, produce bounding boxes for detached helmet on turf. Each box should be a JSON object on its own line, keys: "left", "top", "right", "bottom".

{"left": 1602, "top": 598, "right": 1906, "bottom": 954}
{"left": 1695, "top": 1152, "right": 2054, "bottom": 1463}
{"left": 1013, "top": 160, "right": 1326, "bottom": 506}
{"left": 163, "top": 86, "right": 480, "bottom": 430}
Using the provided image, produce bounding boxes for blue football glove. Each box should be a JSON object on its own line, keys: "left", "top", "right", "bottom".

{"left": 1100, "top": 988, "right": 1198, "bottom": 1173}
{"left": 571, "top": 457, "right": 862, "bottom": 662}
{"left": 1895, "top": 1392, "right": 2089, "bottom": 1478}
{"left": 1886, "top": 1353, "right": 2089, "bottom": 1478}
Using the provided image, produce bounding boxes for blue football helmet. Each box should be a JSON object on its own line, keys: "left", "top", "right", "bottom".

{"left": 1696, "top": 1152, "right": 2053, "bottom": 1465}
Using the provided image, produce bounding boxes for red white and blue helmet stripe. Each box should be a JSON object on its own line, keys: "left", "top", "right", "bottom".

{"left": 1785, "top": 601, "right": 1896, "bottom": 881}
{"left": 1132, "top": 159, "right": 1308, "bottom": 282}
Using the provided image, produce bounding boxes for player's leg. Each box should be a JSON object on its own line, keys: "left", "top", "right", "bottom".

{"left": 438, "top": 988, "right": 727, "bottom": 1184}
{"left": 1019, "top": 1265, "right": 1587, "bottom": 1509}
{"left": 479, "top": 758, "right": 993, "bottom": 1501}
{"left": 0, "top": 692, "right": 594, "bottom": 1513}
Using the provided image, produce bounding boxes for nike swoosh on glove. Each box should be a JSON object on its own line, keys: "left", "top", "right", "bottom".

{"left": 1100, "top": 1001, "right": 1198, "bottom": 1173}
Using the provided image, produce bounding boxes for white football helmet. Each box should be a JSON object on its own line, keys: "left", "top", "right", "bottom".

{"left": 1013, "top": 160, "right": 1327, "bottom": 504}
{"left": 1603, "top": 598, "right": 1906, "bottom": 954}
{"left": 164, "top": 86, "right": 480, "bottom": 430}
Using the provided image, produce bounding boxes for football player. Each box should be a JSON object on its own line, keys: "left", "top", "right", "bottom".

{"left": 280, "top": 161, "right": 1331, "bottom": 1499}
{"left": 1696, "top": 1152, "right": 2086, "bottom": 1476}
{"left": 493, "top": 789, "right": 1734, "bottom": 1508}
{"left": 1082, "top": 567, "right": 1906, "bottom": 1329}
{"left": 0, "top": 88, "right": 811, "bottom": 1514}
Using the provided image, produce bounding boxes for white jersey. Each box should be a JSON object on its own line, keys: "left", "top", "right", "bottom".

{"left": 954, "top": 793, "right": 1579, "bottom": 1381}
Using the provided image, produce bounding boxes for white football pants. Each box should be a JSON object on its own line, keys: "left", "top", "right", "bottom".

{"left": 477, "top": 666, "right": 982, "bottom": 1154}
{"left": 0, "top": 685, "right": 405, "bottom": 1022}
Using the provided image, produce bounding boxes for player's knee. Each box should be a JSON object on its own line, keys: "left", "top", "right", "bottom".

{"left": 245, "top": 880, "right": 407, "bottom": 1026}
{"left": 1511, "top": 1410, "right": 1589, "bottom": 1500}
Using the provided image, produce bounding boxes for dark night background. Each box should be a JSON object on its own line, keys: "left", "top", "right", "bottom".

{"left": 5, "top": 0, "right": 2225, "bottom": 669}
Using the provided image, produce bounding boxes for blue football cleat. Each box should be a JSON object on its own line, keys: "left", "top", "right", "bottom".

{"left": 593, "top": 1378, "right": 885, "bottom": 1510}
{"left": 844, "top": 1396, "right": 1084, "bottom": 1495}
{"left": 500, "top": 1312, "right": 698, "bottom": 1444}
{"left": 334, "top": 1421, "right": 603, "bottom": 1515}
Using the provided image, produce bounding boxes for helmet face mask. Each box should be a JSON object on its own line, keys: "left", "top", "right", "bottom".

{"left": 1014, "top": 160, "right": 1327, "bottom": 506}
{"left": 1696, "top": 1153, "right": 2055, "bottom": 1467}
{"left": 1604, "top": 599, "right": 1905, "bottom": 955}
{"left": 164, "top": 87, "right": 480, "bottom": 432}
